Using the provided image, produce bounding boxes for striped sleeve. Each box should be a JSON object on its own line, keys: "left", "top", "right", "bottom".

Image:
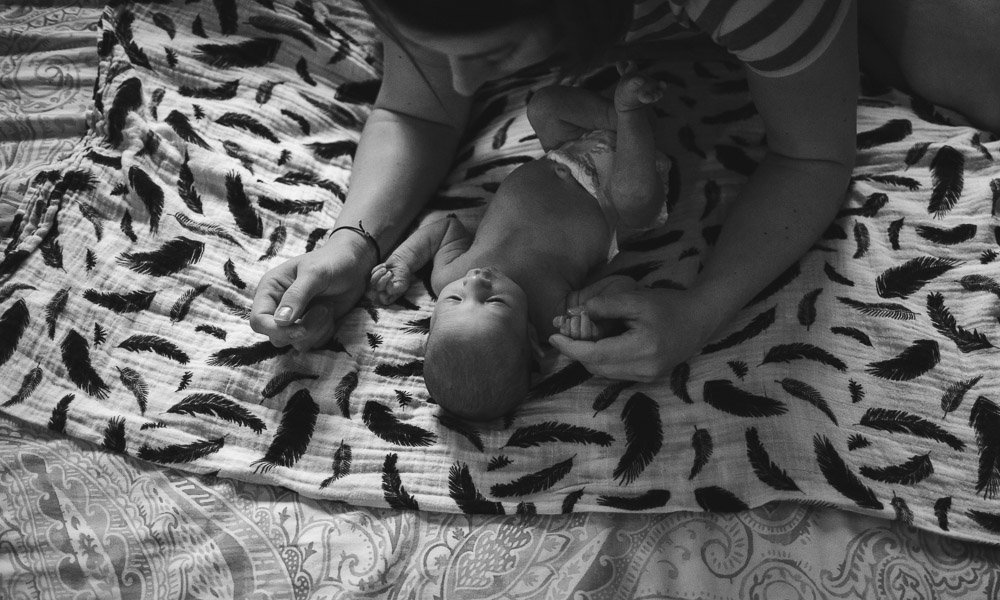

{"left": 627, "top": 0, "right": 852, "bottom": 78}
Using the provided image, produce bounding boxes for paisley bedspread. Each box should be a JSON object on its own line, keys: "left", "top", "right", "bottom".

{"left": 1, "top": 3, "right": 1000, "bottom": 591}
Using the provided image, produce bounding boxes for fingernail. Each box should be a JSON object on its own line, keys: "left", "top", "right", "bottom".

{"left": 275, "top": 306, "right": 292, "bottom": 322}
{"left": 567, "top": 306, "right": 583, "bottom": 316}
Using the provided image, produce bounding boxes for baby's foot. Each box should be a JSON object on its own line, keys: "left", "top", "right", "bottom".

{"left": 614, "top": 70, "right": 667, "bottom": 113}
{"left": 368, "top": 262, "right": 411, "bottom": 306}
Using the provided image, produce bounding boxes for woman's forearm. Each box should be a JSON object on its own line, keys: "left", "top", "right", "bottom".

{"left": 691, "top": 151, "right": 852, "bottom": 325}
{"left": 326, "top": 107, "right": 463, "bottom": 267}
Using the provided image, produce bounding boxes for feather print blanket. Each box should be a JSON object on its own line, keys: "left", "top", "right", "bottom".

{"left": 1, "top": 0, "right": 999, "bottom": 546}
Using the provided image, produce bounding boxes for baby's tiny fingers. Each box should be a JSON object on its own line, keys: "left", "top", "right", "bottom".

{"left": 579, "top": 312, "right": 595, "bottom": 340}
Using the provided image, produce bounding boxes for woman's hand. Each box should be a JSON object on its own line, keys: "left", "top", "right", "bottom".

{"left": 548, "top": 282, "right": 723, "bottom": 383}
{"left": 250, "top": 233, "right": 374, "bottom": 351}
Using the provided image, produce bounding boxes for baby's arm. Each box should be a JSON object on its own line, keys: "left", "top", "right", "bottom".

{"left": 527, "top": 85, "right": 616, "bottom": 151}
{"left": 607, "top": 67, "right": 666, "bottom": 229}
{"left": 368, "top": 216, "right": 471, "bottom": 305}
{"left": 552, "top": 276, "right": 635, "bottom": 340}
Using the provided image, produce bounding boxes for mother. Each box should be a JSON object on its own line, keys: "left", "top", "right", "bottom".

{"left": 250, "top": 0, "right": 1000, "bottom": 382}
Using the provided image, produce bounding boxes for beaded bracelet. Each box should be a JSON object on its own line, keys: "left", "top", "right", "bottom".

{"left": 330, "top": 220, "right": 381, "bottom": 264}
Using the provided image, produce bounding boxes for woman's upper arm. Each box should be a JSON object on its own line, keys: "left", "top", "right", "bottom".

{"left": 374, "top": 33, "right": 472, "bottom": 129}
{"left": 744, "top": 0, "right": 858, "bottom": 169}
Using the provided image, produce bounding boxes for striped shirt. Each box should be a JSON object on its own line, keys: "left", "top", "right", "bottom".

{"left": 626, "top": 0, "right": 851, "bottom": 77}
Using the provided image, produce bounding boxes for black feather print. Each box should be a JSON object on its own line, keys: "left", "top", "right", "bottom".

{"left": 128, "top": 166, "right": 165, "bottom": 233}
{"left": 335, "top": 79, "right": 382, "bottom": 106}
{"left": 216, "top": 112, "right": 280, "bottom": 143}
{"left": 390, "top": 390, "right": 411, "bottom": 407}
{"left": 261, "top": 371, "right": 319, "bottom": 399}
{"left": 701, "top": 306, "right": 775, "bottom": 354}
{"left": 44, "top": 288, "right": 70, "bottom": 340}
{"left": 678, "top": 124, "right": 706, "bottom": 158}
{"left": 169, "top": 284, "right": 209, "bottom": 323}
{"left": 192, "top": 105, "right": 205, "bottom": 120}
{"left": 714, "top": 144, "right": 758, "bottom": 176}
{"left": 876, "top": 256, "right": 960, "bottom": 299}
{"left": 970, "top": 396, "right": 1000, "bottom": 498}
{"left": 118, "top": 334, "right": 190, "bottom": 364}
{"left": 436, "top": 413, "right": 484, "bottom": 452}
{"left": 492, "top": 117, "right": 514, "bottom": 150}
{"left": 118, "top": 237, "right": 204, "bottom": 276}
{"left": 3, "top": 365, "right": 42, "bottom": 407}
{"left": 173, "top": 213, "right": 244, "bottom": 248}
{"left": 300, "top": 92, "right": 361, "bottom": 130}
{"left": 252, "top": 388, "right": 318, "bottom": 473}
{"left": 972, "top": 133, "right": 994, "bottom": 161}
{"left": 255, "top": 80, "right": 282, "bottom": 105}
{"left": 40, "top": 236, "right": 63, "bottom": 271}
{"left": 0, "top": 283, "right": 35, "bottom": 305}
{"left": 61, "top": 329, "right": 110, "bottom": 399}
{"left": 213, "top": 0, "right": 238, "bottom": 34}
{"left": 120, "top": 210, "right": 137, "bottom": 242}
{"left": 617, "top": 229, "right": 684, "bottom": 253}
{"left": 865, "top": 339, "right": 940, "bottom": 380}
{"left": 152, "top": 12, "right": 176, "bottom": 38}
{"left": 694, "top": 486, "right": 750, "bottom": 512}
{"left": 307, "top": 140, "right": 358, "bottom": 161}
{"left": 853, "top": 221, "right": 870, "bottom": 259}
{"left": 165, "top": 110, "right": 211, "bottom": 150}
{"left": 857, "top": 118, "right": 912, "bottom": 149}
{"left": 93, "top": 323, "right": 107, "bottom": 346}
{"left": 259, "top": 224, "right": 286, "bottom": 261}
{"left": 968, "top": 510, "right": 1000, "bottom": 533}
{"left": 167, "top": 393, "right": 267, "bottom": 434}
{"left": 222, "top": 258, "right": 247, "bottom": 290}
{"left": 761, "top": 343, "right": 847, "bottom": 372}
{"left": 849, "top": 379, "right": 865, "bottom": 403}
{"left": 488, "top": 455, "right": 513, "bottom": 472}
{"left": 137, "top": 437, "right": 225, "bottom": 464}
{"left": 148, "top": 89, "right": 165, "bottom": 122}
{"left": 362, "top": 401, "right": 436, "bottom": 447}
{"left": 48, "top": 394, "right": 74, "bottom": 433}
{"left": 745, "top": 427, "right": 800, "bottom": 491}
{"left": 280, "top": 109, "right": 310, "bottom": 134}
{"left": 830, "top": 326, "right": 873, "bottom": 347}
{"left": 689, "top": 426, "right": 712, "bottom": 480}
{"left": 860, "top": 407, "right": 965, "bottom": 451}
{"left": 860, "top": 453, "right": 933, "bottom": 485}
{"left": 373, "top": 360, "right": 423, "bottom": 378}
{"left": 85, "top": 249, "right": 97, "bottom": 272}
{"left": 813, "top": 434, "right": 883, "bottom": 510}
{"left": 837, "top": 296, "right": 916, "bottom": 320}
{"left": 381, "top": 453, "right": 419, "bottom": 510}
{"left": 851, "top": 174, "right": 920, "bottom": 191}
{"left": 273, "top": 171, "right": 344, "bottom": 198}
{"left": 702, "top": 380, "right": 788, "bottom": 418}
{"left": 219, "top": 295, "right": 251, "bottom": 319}
{"left": 927, "top": 292, "right": 994, "bottom": 352}
{"left": 891, "top": 494, "right": 914, "bottom": 524}
{"left": 179, "top": 79, "right": 240, "bottom": 100}
{"left": 838, "top": 193, "right": 889, "bottom": 219}
{"left": 745, "top": 262, "right": 799, "bottom": 307}
{"left": 941, "top": 375, "right": 982, "bottom": 419}
{"left": 247, "top": 14, "right": 316, "bottom": 50}
{"left": 102, "top": 417, "right": 128, "bottom": 454}
{"left": 225, "top": 140, "right": 256, "bottom": 171}
{"left": 525, "top": 361, "right": 592, "bottom": 400}
{"left": 277, "top": 149, "right": 291, "bottom": 166}
{"left": 847, "top": 434, "right": 870, "bottom": 451}
{"left": 77, "top": 204, "right": 105, "bottom": 242}
{"left": 928, "top": 145, "right": 964, "bottom": 217}
{"left": 596, "top": 489, "right": 671, "bottom": 511}
{"left": 106, "top": 77, "right": 142, "bottom": 147}
{"left": 225, "top": 172, "right": 263, "bottom": 238}
{"left": 561, "top": 489, "right": 584, "bottom": 513}
{"left": 888, "top": 218, "right": 904, "bottom": 250}
{"left": 295, "top": 57, "right": 317, "bottom": 86}
{"left": 140, "top": 422, "right": 166, "bottom": 431}
{"left": 797, "top": 289, "right": 822, "bottom": 330}
{"left": 366, "top": 332, "right": 382, "bottom": 352}
{"left": 993, "top": 179, "right": 1000, "bottom": 217}
{"left": 333, "top": 370, "right": 358, "bottom": 419}
{"left": 613, "top": 393, "right": 663, "bottom": 486}
{"left": 492, "top": 456, "right": 574, "bottom": 498}
{"left": 592, "top": 380, "right": 633, "bottom": 414}
{"left": 504, "top": 422, "right": 614, "bottom": 449}
{"left": 116, "top": 366, "right": 148, "bottom": 414}
{"left": 904, "top": 141, "right": 931, "bottom": 169}
{"left": 177, "top": 153, "right": 203, "bottom": 214}
{"left": 83, "top": 288, "right": 156, "bottom": 313}
{"left": 113, "top": 8, "right": 150, "bottom": 69}
{"left": 191, "top": 13, "right": 207, "bottom": 37}
{"left": 320, "top": 441, "right": 352, "bottom": 488}
{"left": 917, "top": 223, "right": 978, "bottom": 245}
{"left": 934, "top": 496, "right": 951, "bottom": 530}
{"left": 195, "top": 324, "right": 227, "bottom": 340}
{"left": 176, "top": 371, "right": 192, "bottom": 392}
{"left": 775, "top": 378, "right": 838, "bottom": 425}
{"left": 960, "top": 274, "right": 1000, "bottom": 298}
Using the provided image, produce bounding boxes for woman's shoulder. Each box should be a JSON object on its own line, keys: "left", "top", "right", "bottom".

{"left": 624, "top": 0, "right": 852, "bottom": 77}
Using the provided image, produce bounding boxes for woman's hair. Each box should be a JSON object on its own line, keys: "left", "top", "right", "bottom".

{"left": 357, "top": 0, "right": 632, "bottom": 76}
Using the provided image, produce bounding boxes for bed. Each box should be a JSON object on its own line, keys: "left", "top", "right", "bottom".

{"left": 2, "top": 1, "right": 999, "bottom": 598}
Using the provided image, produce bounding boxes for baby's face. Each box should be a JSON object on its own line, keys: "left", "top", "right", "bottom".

{"left": 431, "top": 267, "right": 529, "bottom": 342}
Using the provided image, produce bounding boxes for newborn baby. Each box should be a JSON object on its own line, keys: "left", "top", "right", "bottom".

{"left": 368, "top": 67, "right": 670, "bottom": 421}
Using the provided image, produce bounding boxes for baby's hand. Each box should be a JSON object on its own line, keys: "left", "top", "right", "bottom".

{"left": 614, "top": 61, "right": 666, "bottom": 113}
{"left": 553, "top": 309, "right": 604, "bottom": 341}
{"left": 368, "top": 260, "right": 412, "bottom": 306}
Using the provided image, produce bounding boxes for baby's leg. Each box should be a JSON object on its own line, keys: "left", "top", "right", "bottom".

{"left": 859, "top": 0, "right": 1000, "bottom": 131}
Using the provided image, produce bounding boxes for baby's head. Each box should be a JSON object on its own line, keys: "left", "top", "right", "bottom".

{"left": 424, "top": 267, "right": 532, "bottom": 421}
